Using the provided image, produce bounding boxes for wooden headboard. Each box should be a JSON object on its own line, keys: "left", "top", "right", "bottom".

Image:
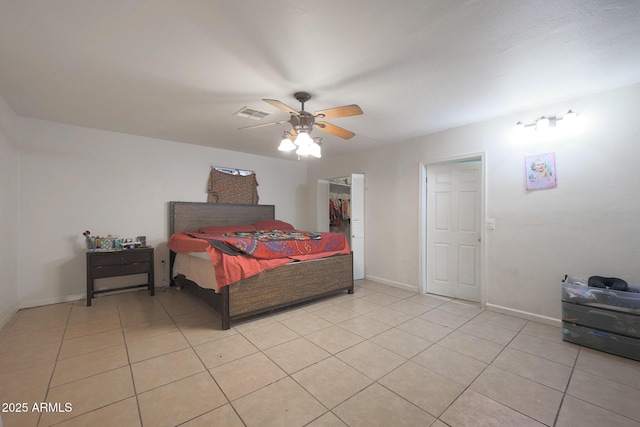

{"left": 169, "top": 202, "right": 275, "bottom": 235}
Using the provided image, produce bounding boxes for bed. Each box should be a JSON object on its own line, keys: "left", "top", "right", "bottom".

{"left": 168, "top": 201, "right": 354, "bottom": 329}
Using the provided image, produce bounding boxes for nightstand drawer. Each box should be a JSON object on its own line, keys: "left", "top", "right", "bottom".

{"left": 91, "top": 262, "right": 150, "bottom": 279}
{"left": 90, "top": 251, "right": 151, "bottom": 266}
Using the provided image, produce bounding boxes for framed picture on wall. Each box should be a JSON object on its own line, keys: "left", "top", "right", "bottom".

{"left": 526, "top": 152, "right": 557, "bottom": 191}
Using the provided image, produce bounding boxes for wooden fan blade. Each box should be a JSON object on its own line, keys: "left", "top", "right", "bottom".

{"left": 314, "top": 104, "right": 363, "bottom": 119}
{"left": 316, "top": 121, "right": 356, "bottom": 140}
{"left": 238, "top": 120, "right": 289, "bottom": 130}
{"left": 263, "top": 99, "right": 299, "bottom": 115}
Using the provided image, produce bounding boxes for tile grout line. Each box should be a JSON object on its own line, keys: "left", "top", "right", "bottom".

{"left": 552, "top": 345, "right": 581, "bottom": 427}
{"left": 39, "top": 302, "right": 73, "bottom": 427}
{"left": 156, "top": 290, "right": 245, "bottom": 425}
{"left": 250, "top": 290, "right": 466, "bottom": 424}
{"left": 117, "top": 297, "right": 146, "bottom": 427}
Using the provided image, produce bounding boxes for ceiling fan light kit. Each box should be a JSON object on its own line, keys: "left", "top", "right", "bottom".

{"left": 239, "top": 91, "right": 363, "bottom": 159}
{"left": 278, "top": 132, "right": 298, "bottom": 151}
{"left": 294, "top": 131, "right": 313, "bottom": 146}
{"left": 277, "top": 134, "right": 296, "bottom": 152}
{"left": 309, "top": 139, "right": 322, "bottom": 158}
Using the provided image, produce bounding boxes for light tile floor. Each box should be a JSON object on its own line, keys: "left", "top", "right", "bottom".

{"left": 1, "top": 279, "right": 640, "bottom": 426}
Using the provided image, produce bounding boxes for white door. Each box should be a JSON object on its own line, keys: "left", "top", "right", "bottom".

{"left": 350, "top": 174, "right": 365, "bottom": 280}
{"left": 426, "top": 162, "right": 481, "bottom": 301}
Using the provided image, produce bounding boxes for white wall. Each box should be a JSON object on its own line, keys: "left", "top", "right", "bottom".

{"left": 0, "top": 97, "right": 20, "bottom": 327}
{"left": 6, "top": 83, "right": 640, "bottom": 323}
{"left": 309, "top": 83, "right": 640, "bottom": 322}
{"left": 16, "top": 118, "right": 308, "bottom": 308}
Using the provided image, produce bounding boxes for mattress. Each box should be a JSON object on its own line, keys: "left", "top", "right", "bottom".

{"left": 173, "top": 252, "right": 219, "bottom": 292}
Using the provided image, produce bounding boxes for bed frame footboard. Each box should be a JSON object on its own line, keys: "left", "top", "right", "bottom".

{"left": 174, "top": 253, "right": 353, "bottom": 330}
{"left": 227, "top": 252, "right": 353, "bottom": 327}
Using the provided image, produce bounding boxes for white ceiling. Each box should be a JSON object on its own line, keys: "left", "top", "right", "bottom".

{"left": 1, "top": 0, "right": 639, "bottom": 159}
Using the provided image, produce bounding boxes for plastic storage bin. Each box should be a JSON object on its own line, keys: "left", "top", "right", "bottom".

{"left": 562, "top": 277, "right": 640, "bottom": 361}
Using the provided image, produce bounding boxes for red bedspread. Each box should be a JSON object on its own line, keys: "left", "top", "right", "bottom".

{"left": 168, "top": 230, "right": 350, "bottom": 287}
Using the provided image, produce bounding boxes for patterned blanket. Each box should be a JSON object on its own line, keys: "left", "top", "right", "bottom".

{"left": 168, "top": 229, "right": 351, "bottom": 287}
{"left": 201, "top": 229, "right": 346, "bottom": 259}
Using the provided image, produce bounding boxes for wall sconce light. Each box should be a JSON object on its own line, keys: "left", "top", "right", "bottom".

{"left": 564, "top": 109, "right": 577, "bottom": 122}
{"left": 514, "top": 110, "right": 577, "bottom": 132}
{"left": 537, "top": 116, "right": 551, "bottom": 129}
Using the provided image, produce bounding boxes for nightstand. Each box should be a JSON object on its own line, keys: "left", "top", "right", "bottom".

{"left": 86, "top": 247, "right": 154, "bottom": 306}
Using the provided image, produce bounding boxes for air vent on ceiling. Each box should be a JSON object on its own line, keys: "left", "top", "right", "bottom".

{"left": 234, "top": 107, "right": 271, "bottom": 121}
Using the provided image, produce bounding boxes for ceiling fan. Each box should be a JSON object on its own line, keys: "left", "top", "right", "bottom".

{"left": 239, "top": 91, "right": 363, "bottom": 141}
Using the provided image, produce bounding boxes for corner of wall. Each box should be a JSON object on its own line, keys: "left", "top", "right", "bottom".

{"left": 0, "top": 95, "right": 21, "bottom": 326}
{"left": 0, "top": 302, "right": 20, "bottom": 331}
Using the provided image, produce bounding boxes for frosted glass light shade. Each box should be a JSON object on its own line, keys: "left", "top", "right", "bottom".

{"left": 278, "top": 138, "right": 296, "bottom": 151}
{"left": 564, "top": 110, "right": 577, "bottom": 121}
{"left": 296, "top": 142, "right": 311, "bottom": 156}
{"left": 294, "top": 131, "right": 313, "bottom": 146}
{"left": 536, "top": 117, "right": 549, "bottom": 129}
{"left": 310, "top": 142, "right": 321, "bottom": 158}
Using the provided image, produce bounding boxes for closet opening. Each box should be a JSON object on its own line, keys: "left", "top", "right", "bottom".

{"left": 329, "top": 178, "right": 351, "bottom": 244}
{"left": 317, "top": 174, "right": 365, "bottom": 280}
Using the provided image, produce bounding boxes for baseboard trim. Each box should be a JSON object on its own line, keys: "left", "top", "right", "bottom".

{"left": 486, "top": 303, "right": 561, "bottom": 327}
{"left": 365, "top": 275, "right": 418, "bottom": 292}
{"left": 20, "top": 293, "right": 85, "bottom": 309}
{"left": 0, "top": 302, "right": 20, "bottom": 330}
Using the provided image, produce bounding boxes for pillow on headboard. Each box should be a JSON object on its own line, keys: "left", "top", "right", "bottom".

{"left": 198, "top": 224, "right": 257, "bottom": 234}
{"left": 251, "top": 219, "right": 295, "bottom": 231}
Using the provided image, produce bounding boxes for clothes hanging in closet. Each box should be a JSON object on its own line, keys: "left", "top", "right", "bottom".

{"left": 329, "top": 196, "right": 350, "bottom": 226}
